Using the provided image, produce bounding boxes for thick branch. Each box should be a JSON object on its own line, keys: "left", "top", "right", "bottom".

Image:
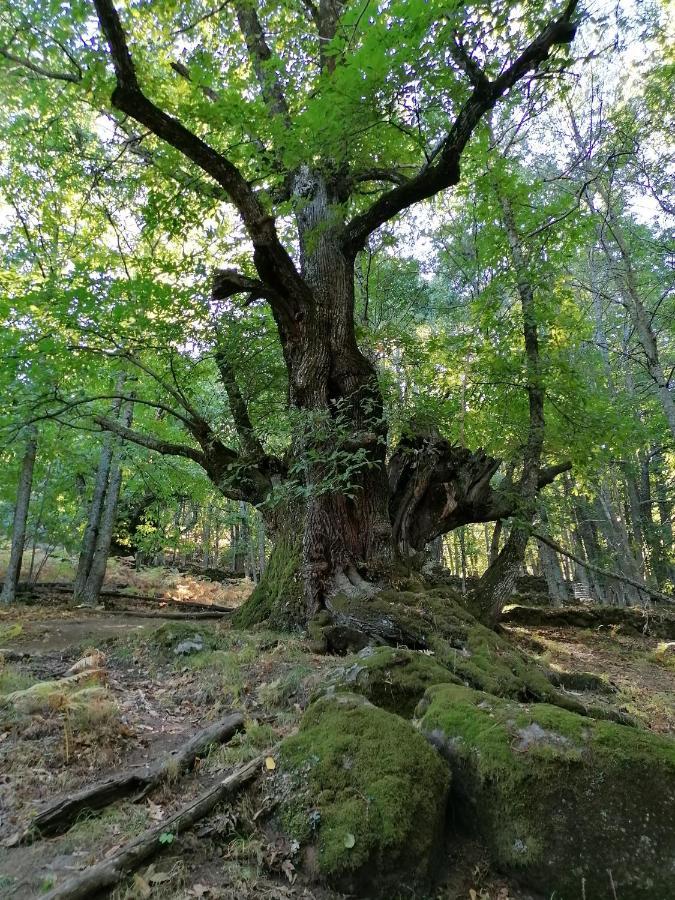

{"left": 388, "top": 433, "right": 570, "bottom": 553}
{"left": 0, "top": 46, "right": 82, "bottom": 82}
{"left": 212, "top": 268, "right": 275, "bottom": 302}
{"left": 343, "top": 2, "right": 579, "bottom": 253}
{"left": 94, "top": 416, "right": 207, "bottom": 465}
{"left": 92, "top": 0, "right": 310, "bottom": 316}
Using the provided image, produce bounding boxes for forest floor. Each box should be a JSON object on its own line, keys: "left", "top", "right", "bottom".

{"left": 1, "top": 582, "right": 673, "bottom": 900}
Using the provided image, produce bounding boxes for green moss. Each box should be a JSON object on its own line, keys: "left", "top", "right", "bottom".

{"left": 0, "top": 666, "right": 36, "bottom": 696}
{"left": 419, "top": 683, "right": 675, "bottom": 899}
{"left": 649, "top": 641, "right": 675, "bottom": 671}
{"left": 148, "top": 621, "right": 212, "bottom": 650}
{"left": 324, "top": 645, "right": 460, "bottom": 717}
{"left": 276, "top": 693, "right": 450, "bottom": 897}
{"left": 233, "top": 531, "right": 303, "bottom": 630}
{"left": 327, "top": 588, "right": 561, "bottom": 704}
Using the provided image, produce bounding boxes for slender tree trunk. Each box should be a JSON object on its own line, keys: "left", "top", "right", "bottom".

{"left": 1, "top": 427, "right": 38, "bottom": 604}
{"left": 488, "top": 520, "right": 502, "bottom": 564}
{"left": 78, "top": 400, "right": 133, "bottom": 606}
{"left": 257, "top": 514, "right": 266, "bottom": 575}
{"left": 74, "top": 431, "right": 115, "bottom": 601}
{"left": 27, "top": 455, "right": 54, "bottom": 583}
{"left": 569, "top": 113, "right": 675, "bottom": 441}
{"left": 202, "top": 506, "right": 212, "bottom": 567}
{"left": 239, "top": 502, "right": 251, "bottom": 581}
{"left": 470, "top": 185, "right": 545, "bottom": 624}
{"left": 74, "top": 382, "right": 125, "bottom": 601}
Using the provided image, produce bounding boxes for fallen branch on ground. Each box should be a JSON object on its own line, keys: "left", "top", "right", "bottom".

{"left": 43, "top": 753, "right": 261, "bottom": 897}
{"left": 104, "top": 607, "right": 230, "bottom": 620}
{"left": 533, "top": 532, "right": 675, "bottom": 606}
{"left": 43, "top": 755, "right": 262, "bottom": 900}
{"left": 27, "top": 712, "right": 244, "bottom": 839}
{"left": 12, "top": 581, "right": 234, "bottom": 613}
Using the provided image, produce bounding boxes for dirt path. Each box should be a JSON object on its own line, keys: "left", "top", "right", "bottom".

{"left": 4, "top": 614, "right": 167, "bottom": 655}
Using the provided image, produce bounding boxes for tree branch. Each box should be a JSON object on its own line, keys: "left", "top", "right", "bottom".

{"left": 343, "top": 1, "right": 579, "bottom": 253}
{"left": 94, "top": 416, "right": 207, "bottom": 465}
{"left": 234, "top": 1, "right": 290, "bottom": 124}
{"left": 92, "top": 0, "right": 310, "bottom": 316}
{"left": 214, "top": 343, "right": 266, "bottom": 459}
{"left": 0, "top": 46, "right": 82, "bottom": 83}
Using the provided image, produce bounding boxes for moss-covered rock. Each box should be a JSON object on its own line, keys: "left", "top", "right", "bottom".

{"left": 148, "top": 621, "right": 213, "bottom": 651}
{"left": 274, "top": 692, "right": 450, "bottom": 897}
{"left": 322, "top": 645, "right": 460, "bottom": 717}
{"left": 418, "top": 683, "right": 675, "bottom": 899}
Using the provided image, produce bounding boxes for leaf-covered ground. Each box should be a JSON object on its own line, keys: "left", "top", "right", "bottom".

{"left": 1, "top": 585, "right": 673, "bottom": 899}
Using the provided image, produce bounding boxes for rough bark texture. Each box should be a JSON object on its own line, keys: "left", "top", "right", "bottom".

{"left": 1, "top": 427, "right": 37, "bottom": 604}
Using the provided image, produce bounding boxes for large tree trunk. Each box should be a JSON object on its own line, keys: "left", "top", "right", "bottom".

{"left": 1, "top": 427, "right": 38, "bottom": 604}
{"left": 287, "top": 170, "right": 392, "bottom": 618}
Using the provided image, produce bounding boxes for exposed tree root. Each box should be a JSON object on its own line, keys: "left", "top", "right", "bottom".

{"left": 26, "top": 713, "right": 244, "bottom": 840}
{"left": 43, "top": 756, "right": 262, "bottom": 900}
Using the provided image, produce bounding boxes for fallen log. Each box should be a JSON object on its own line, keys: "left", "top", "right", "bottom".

{"left": 104, "top": 607, "right": 230, "bottom": 620}
{"left": 13, "top": 581, "right": 234, "bottom": 614}
{"left": 501, "top": 604, "right": 675, "bottom": 640}
{"left": 27, "top": 712, "right": 244, "bottom": 839}
{"left": 43, "top": 756, "right": 262, "bottom": 900}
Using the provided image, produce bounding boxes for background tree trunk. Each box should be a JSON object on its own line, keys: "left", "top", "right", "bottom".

{"left": 73, "top": 429, "right": 116, "bottom": 602}
{"left": 1, "top": 426, "right": 38, "bottom": 604}
{"left": 470, "top": 184, "right": 545, "bottom": 624}
{"left": 78, "top": 400, "right": 133, "bottom": 606}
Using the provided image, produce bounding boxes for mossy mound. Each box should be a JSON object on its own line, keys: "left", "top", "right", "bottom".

{"left": 322, "top": 645, "right": 460, "bottom": 717}
{"left": 418, "top": 683, "right": 675, "bottom": 899}
{"left": 148, "top": 621, "right": 211, "bottom": 651}
{"left": 328, "top": 588, "right": 561, "bottom": 704}
{"left": 233, "top": 531, "right": 303, "bottom": 630}
{"left": 274, "top": 692, "right": 450, "bottom": 897}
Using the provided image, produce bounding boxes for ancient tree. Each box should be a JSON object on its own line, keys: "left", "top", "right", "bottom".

{"left": 85, "top": 0, "right": 580, "bottom": 623}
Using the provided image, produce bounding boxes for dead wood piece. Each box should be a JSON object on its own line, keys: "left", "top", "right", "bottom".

{"left": 29, "top": 712, "right": 245, "bottom": 839}
{"left": 43, "top": 756, "right": 262, "bottom": 900}
{"left": 533, "top": 532, "right": 675, "bottom": 606}
{"left": 14, "top": 581, "right": 234, "bottom": 614}
{"left": 104, "top": 607, "right": 230, "bottom": 620}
